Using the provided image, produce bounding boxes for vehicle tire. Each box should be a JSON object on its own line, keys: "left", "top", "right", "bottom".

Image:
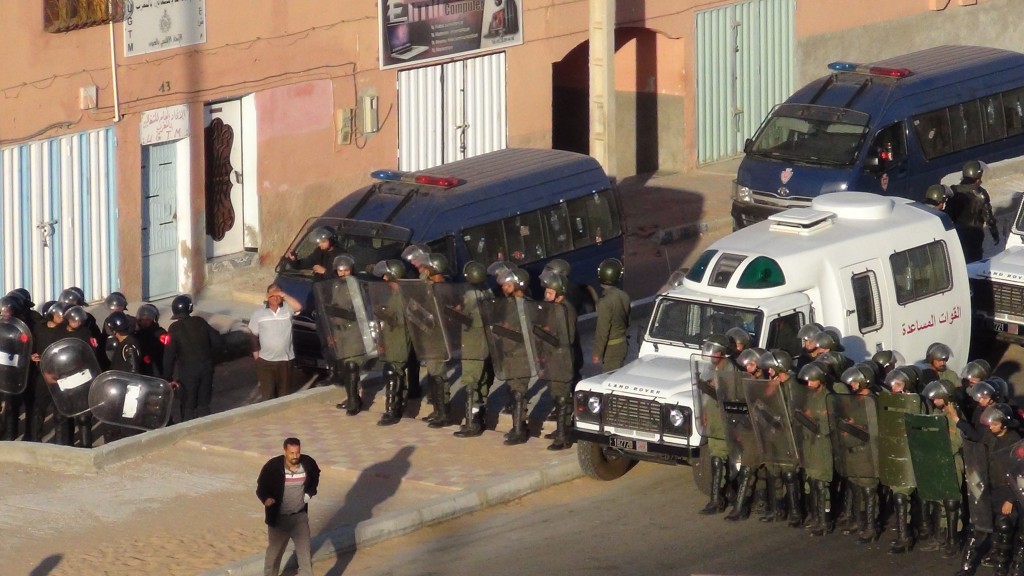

{"left": 576, "top": 440, "right": 636, "bottom": 481}
{"left": 690, "top": 439, "right": 711, "bottom": 496}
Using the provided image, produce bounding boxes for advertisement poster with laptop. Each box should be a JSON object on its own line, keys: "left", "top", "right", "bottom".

{"left": 380, "top": 0, "right": 523, "bottom": 69}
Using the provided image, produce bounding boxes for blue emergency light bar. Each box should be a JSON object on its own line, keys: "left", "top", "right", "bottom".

{"left": 370, "top": 169, "right": 460, "bottom": 188}
{"left": 827, "top": 61, "right": 913, "bottom": 78}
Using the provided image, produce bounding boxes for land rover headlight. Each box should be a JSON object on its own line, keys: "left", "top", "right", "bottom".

{"left": 662, "top": 405, "right": 692, "bottom": 436}
{"left": 574, "top": 391, "right": 603, "bottom": 424}
{"left": 733, "top": 181, "right": 753, "bottom": 203}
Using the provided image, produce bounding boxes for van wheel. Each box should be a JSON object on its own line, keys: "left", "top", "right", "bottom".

{"left": 576, "top": 440, "right": 636, "bottom": 481}
{"left": 691, "top": 440, "right": 711, "bottom": 496}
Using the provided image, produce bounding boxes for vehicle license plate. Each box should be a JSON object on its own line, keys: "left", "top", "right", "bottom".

{"left": 610, "top": 437, "right": 647, "bottom": 452}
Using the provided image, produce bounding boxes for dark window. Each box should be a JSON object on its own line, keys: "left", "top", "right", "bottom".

{"left": 850, "top": 271, "right": 883, "bottom": 333}
{"left": 889, "top": 241, "right": 952, "bottom": 304}
{"left": 949, "top": 101, "right": 984, "bottom": 151}
{"left": 765, "top": 312, "right": 804, "bottom": 358}
{"left": 912, "top": 109, "right": 952, "bottom": 160}
{"left": 539, "top": 203, "right": 574, "bottom": 256}
{"left": 1003, "top": 88, "right": 1024, "bottom": 137}
{"left": 502, "top": 211, "right": 545, "bottom": 265}
{"left": 708, "top": 254, "right": 747, "bottom": 288}
{"left": 981, "top": 95, "right": 1008, "bottom": 142}
{"left": 737, "top": 256, "right": 786, "bottom": 289}
{"left": 463, "top": 220, "right": 507, "bottom": 264}
{"left": 566, "top": 190, "right": 621, "bottom": 248}
{"left": 685, "top": 250, "right": 718, "bottom": 283}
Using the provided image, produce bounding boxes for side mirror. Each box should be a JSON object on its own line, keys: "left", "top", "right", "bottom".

{"left": 743, "top": 138, "right": 753, "bottom": 154}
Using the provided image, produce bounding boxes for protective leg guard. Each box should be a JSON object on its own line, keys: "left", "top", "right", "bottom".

{"left": 421, "top": 376, "right": 440, "bottom": 422}
{"left": 725, "top": 466, "right": 755, "bottom": 521}
{"left": 344, "top": 362, "right": 361, "bottom": 416}
{"left": 957, "top": 529, "right": 985, "bottom": 576}
{"left": 993, "top": 514, "right": 1015, "bottom": 576}
{"left": 502, "top": 391, "right": 529, "bottom": 445}
{"left": 76, "top": 414, "right": 93, "bottom": 449}
{"left": 836, "top": 482, "right": 855, "bottom": 534}
{"left": 919, "top": 501, "right": 944, "bottom": 551}
{"left": 56, "top": 416, "right": 74, "bottom": 446}
{"left": 944, "top": 500, "right": 962, "bottom": 559}
{"left": 857, "top": 486, "right": 880, "bottom": 544}
{"left": 759, "top": 474, "right": 778, "bottom": 522}
{"left": 803, "top": 480, "right": 819, "bottom": 529}
{"left": 546, "top": 396, "right": 573, "bottom": 451}
{"left": 808, "top": 480, "right": 831, "bottom": 536}
{"left": 889, "top": 493, "right": 914, "bottom": 554}
{"left": 1006, "top": 531, "right": 1024, "bottom": 576}
{"left": 841, "top": 484, "right": 862, "bottom": 536}
{"left": 700, "top": 457, "right": 728, "bottom": 515}
{"left": 1, "top": 398, "right": 18, "bottom": 441}
{"left": 377, "top": 365, "right": 403, "bottom": 426}
{"left": 784, "top": 471, "right": 804, "bottom": 527}
{"left": 428, "top": 377, "right": 453, "bottom": 428}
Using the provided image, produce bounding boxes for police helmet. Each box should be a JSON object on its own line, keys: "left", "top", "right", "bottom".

{"left": 759, "top": 349, "right": 793, "bottom": 374}
{"left": 961, "top": 359, "right": 992, "bottom": 382}
{"left": 923, "top": 184, "right": 951, "bottom": 207}
{"left": 737, "top": 347, "right": 767, "bottom": 369}
{"left": 798, "top": 322, "right": 824, "bottom": 343}
{"left": 926, "top": 342, "right": 953, "bottom": 363}
{"left": 812, "top": 329, "right": 844, "bottom": 352}
{"left": 962, "top": 160, "right": 987, "bottom": 182}
{"left": 988, "top": 376, "right": 1011, "bottom": 401}
{"left": 427, "top": 253, "right": 449, "bottom": 276}
{"left": 0, "top": 295, "right": 25, "bottom": 317}
{"left": 884, "top": 366, "right": 919, "bottom": 392}
{"left": 136, "top": 303, "right": 160, "bottom": 323}
{"left": 541, "top": 271, "right": 569, "bottom": 296}
{"left": 171, "top": 294, "right": 194, "bottom": 319}
{"left": 372, "top": 259, "right": 406, "bottom": 281}
{"left": 105, "top": 311, "right": 131, "bottom": 334}
{"left": 401, "top": 244, "right": 430, "bottom": 268}
{"left": 701, "top": 334, "right": 731, "bottom": 357}
{"left": 64, "top": 305, "right": 89, "bottom": 325}
{"left": 58, "top": 287, "right": 84, "bottom": 307}
{"left": 41, "top": 300, "right": 63, "bottom": 321}
{"left": 104, "top": 291, "right": 128, "bottom": 312}
{"left": 10, "top": 288, "right": 34, "bottom": 308}
{"left": 597, "top": 258, "right": 624, "bottom": 285}
{"left": 463, "top": 261, "right": 488, "bottom": 285}
{"left": 841, "top": 365, "right": 876, "bottom": 391}
{"left": 970, "top": 381, "right": 997, "bottom": 403}
{"left": 922, "top": 380, "right": 953, "bottom": 402}
{"left": 544, "top": 258, "right": 571, "bottom": 276}
{"left": 311, "top": 226, "right": 337, "bottom": 245}
{"left": 798, "top": 361, "right": 830, "bottom": 385}
{"left": 333, "top": 254, "right": 355, "bottom": 273}
{"left": 872, "top": 349, "right": 905, "bottom": 373}
{"left": 979, "top": 403, "right": 1013, "bottom": 427}
{"left": 510, "top": 269, "right": 531, "bottom": 291}
{"left": 487, "top": 261, "right": 515, "bottom": 281}
{"left": 725, "top": 327, "right": 752, "bottom": 349}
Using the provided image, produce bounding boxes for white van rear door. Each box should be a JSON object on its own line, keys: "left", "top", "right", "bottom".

{"left": 839, "top": 259, "right": 894, "bottom": 360}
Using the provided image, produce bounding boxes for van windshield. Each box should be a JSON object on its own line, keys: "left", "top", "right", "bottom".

{"left": 748, "top": 104, "right": 870, "bottom": 166}
{"left": 275, "top": 217, "right": 412, "bottom": 278}
{"left": 646, "top": 297, "right": 762, "bottom": 348}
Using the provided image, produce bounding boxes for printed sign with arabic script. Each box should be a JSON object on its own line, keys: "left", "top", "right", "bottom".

{"left": 124, "top": 0, "right": 206, "bottom": 57}
{"left": 140, "top": 104, "right": 189, "bottom": 145}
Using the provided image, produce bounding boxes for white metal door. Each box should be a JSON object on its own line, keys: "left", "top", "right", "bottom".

{"left": 141, "top": 142, "right": 179, "bottom": 300}
{"left": 398, "top": 52, "right": 507, "bottom": 171}
{"left": 0, "top": 128, "right": 119, "bottom": 303}
{"left": 204, "top": 100, "right": 245, "bottom": 257}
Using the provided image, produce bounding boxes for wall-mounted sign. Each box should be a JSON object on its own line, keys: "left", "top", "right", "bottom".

{"left": 380, "top": 0, "right": 522, "bottom": 70}
{"left": 139, "top": 104, "right": 190, "bottom": 145}
{"left": 124, "top": 0, "right": 206, "bottom": 57}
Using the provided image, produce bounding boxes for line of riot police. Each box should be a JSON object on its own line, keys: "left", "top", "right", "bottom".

{"left": 694, "top": 322, "right": 1024, "bottom": 576}
{"left": 311, "top": 244, "right": 627, "bottom": 450}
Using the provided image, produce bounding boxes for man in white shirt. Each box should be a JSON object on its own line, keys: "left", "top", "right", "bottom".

{"left": 250, "top": 284, "right": 302, "bottom": 401}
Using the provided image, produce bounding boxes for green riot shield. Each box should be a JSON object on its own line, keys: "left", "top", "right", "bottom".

{"left": 717, "top": 371, "right": 764, "bottom": 469}
{"left": 744, "top": 377, "right": 800, "bottom": 467}
{"left": 790, "top": 384, "right": 832, "bottom": 481}
{"left": 962, "top": 438, "right": 993, "bottom": 532}
{"left": 524, "top": 300, "right": 573, "bottom": 383}
{"left": 364, "top": 279, "right": 409, "bottom": 363}
{"left": 312, "top": 277, "right": 377, "bottom": 363}
{"left": 877, "top": 392, "right": 921, "bottom": 491}
{"left": 904, "top": 413, "right": 961, "bottom": 501}
{"left": 480, "top": 296, "right": 537, "bottom": 382}
{"left": 399, "top": 280, "right": 465, "bottom": 362}
{"left": 828, "top": 393, "right": 879, "bottom": 480}
{"left": 690, "top": 355, "right": 721, "bottom": 442}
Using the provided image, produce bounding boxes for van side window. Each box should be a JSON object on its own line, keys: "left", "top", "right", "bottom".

{"left": 912, "top": 111, "right": 953, "bottom": 160}
{"left": 889, "top": 241, "right": 952, "bottom": 304}
{"left": 463, "top": 220, "right": 507, "bottom": 264}
{"left": 850, "top": 271, "right": 883, "bottom": 333}
{"left": 708, "top": 253, "right": 747, "bottom": 288}
{"left": 949, "top": 101, "right": 984, "bottom": 151}
{"left": 1004, "top": 88, "right": 1024, "bottom": 137}
{"left": 765, "top": 312, "right": 804, "bottom": 358}
{"left": 539, "top": 204, "right": 574, "bottom": 255}
{"left": 872, "top": 123, "right": 906, "bottom": 168}
{"left": 567, "top": 190, "right": 621, "bottom": 248}
{"left": 981, "top": 95, "right": 1008, "bottom": 142}
{"left": 503, "top": 212, "right": 545, "bottom": 264}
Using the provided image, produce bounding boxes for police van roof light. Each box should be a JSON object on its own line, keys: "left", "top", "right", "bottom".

{"left": 370, "top": 169, "right": 408, "bottom": 182}
{"left": 868, "top": 66, "right": 912, "bottom": 78}
{"left": 827, "top": 61, "right": 858, "bottom": 72}
{"left": 414, "top": 174, "right": 460, "bottom": 188}
{"left": 827, "top": 61, "right": 912, "bottom": 78}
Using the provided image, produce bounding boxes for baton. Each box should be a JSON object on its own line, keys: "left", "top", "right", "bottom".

{"left": 838, "top": 419, "right": 871, "bottom": 443}
{"left": 490, "top": 324, "right": 524, "bottom": 344}
{"left": 792, "top": 409, "right": 820, "bottom": 435}
{"left": 443, "top": 305, "right": 473, "bottom": 329}
{"left": 326, "top": 305, "right": 357, "bottom": 322}
{"left": 696, "top": 379, "right": 718, "bottom": 402}
{"left": 753, "top": 399, "right": 783, "bottom": 431}
{"left": 532, "top": 324, "right": 560, "bottom": 347}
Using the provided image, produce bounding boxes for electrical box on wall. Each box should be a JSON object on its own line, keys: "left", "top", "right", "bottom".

{"left": 359, "top": 95, "right": 379, "bottom": 134}
{"left": 79, "top": 85, "right": 98, "bottom": 109}
{"left": 336, "top": 108, "right": 354, "bottom": 145}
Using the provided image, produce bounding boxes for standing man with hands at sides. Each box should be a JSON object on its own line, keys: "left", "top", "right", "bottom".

{"left": 257, "top": 437, "right": 320, "bottom": 576}
{"left": 592, "top": 258, "right": 630, "bottom": 372}
{"left": 250, "top": 284, "right": 302, "bottom": 402}
{"left": 163, "top": 294, "right": 222, "bottom": 422}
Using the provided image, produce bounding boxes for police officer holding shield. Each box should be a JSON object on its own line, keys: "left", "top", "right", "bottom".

{"left": 539, "top": 271, "right": 577, "bottom": 451}
{"left": 372, "top": 259, "right": 413, "bottom": 426}
{"left": 453, "top": 261, "right": 495, "bottom": 439}
{"left": 105, "top": 312, "right": 141, "bottom": 374}
{"left": 697, "top": 334, "right": 738, "bottom": 516}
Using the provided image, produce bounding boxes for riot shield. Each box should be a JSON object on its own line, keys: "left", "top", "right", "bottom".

{"left": 905, "top": 413, "right": 961, "bottom": 501}
{"left": 524, "top": 300, "right": 573, "bottom": 383}
{"left": 690, "top": 355, "right": 718, "bottom": 441}
{"left": 364, "top": 280, "right": 407, "bottom": 361}
{"left": 1004, "top": 439, "right": 1024, "bottom": 509}
{"left": 399, "top": 280, "right": 465, "bottom": 362}
{"left": 481, "top": 297, "right": 537, "bottom": 381}
{"left": 789, "top": 384, "right": 832, "bottom": 480}
{"left": 963, "top": 438, "right": 993, "bottom": 532}
{"left": 432, "top": 282, "right": 468, "bottom": 360}
{"left": 876, "top": 392, "right": 921, "bottom": 491}
{"left": 88, "top": 371, "right": 175, "bottom": 430}
{"left": 40, "top": 338, "right": 102, "bottom": 417}
{"left": 828, "top": 394, "right": 879, "bottom": 480}
{"left": 313, "top": 277, "right": 377, "bottom": 363}
{"left": 718, "top": 371, "right": 764, "bottom": 469}
{"left": 0, "top": 317, "right": 32, "bottom": 395}
{"left": 744, "top": 377, "right": 799, "bottom": 467}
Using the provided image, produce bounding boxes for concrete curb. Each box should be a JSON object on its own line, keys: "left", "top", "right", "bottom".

{"left": 200, "top": 458, "right": 584, "bottom": 576}
{"left": 0, "top": 386, "right": 343, "bottom": 473}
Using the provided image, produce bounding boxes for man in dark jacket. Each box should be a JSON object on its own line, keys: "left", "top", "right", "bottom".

{"left": 256, "top": 437, "right": 321, "bottom": 576}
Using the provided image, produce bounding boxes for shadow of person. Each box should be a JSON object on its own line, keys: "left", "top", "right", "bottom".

{"left": 29, "top": 554, "right": 62, "bottom": 576}
{"left": 317, "top": 445, "right": 415, "bottom": 576}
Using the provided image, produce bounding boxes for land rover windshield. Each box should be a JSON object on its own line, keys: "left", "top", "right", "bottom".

{"left": 275, "top": 217, "right": 412, "bottom": 278}
{"left": 747, "top": 104, "right": 871, "bottom": 167}
{"left": 646, "top": 297, "right": 763, "bottom": 348}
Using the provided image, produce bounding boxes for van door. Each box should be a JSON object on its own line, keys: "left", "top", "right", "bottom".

{"left": 865, "top": 123, "right": 909, "bottom": 196}
{"left": 764, "top": 307, "right": 812, "bottom": 359}
{"left": 839, "top": 259, "right": 892, "bottom": 359}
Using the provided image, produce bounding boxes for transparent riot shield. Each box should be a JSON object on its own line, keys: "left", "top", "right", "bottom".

{"left": 88, "top": 371, "right": 175, "bottom": 430}
{"left": 789, "top": 384, "right": 833, "bottom": 480}
{"left": 433, "top": 282, "right": 468, "bottom": 361}
{"left": 963, "top": 438, "right": 993, "bottom": 532}
{"left": 524, "top": 300, "right": 573, "bottom": 383}
{"left": 480, "top": 297, "right": 537, "bottom": 381}
{"left": 718, "top": 371, "right": 764, "bottom": 469}
{"left": 828, "top": 394, "right": 879, "bottom": 480}
{"left": 744, "top": 377, "right": 799, "bottom": 467}
{"left": 313, "top": 277, "right": 378, "bottom": 363}
{"left": 364, "top": 279, "right": 407, "bottom": 361}
{"left": 904, "top": 412, "right": 961, "bottom": 501}
{"left": 877, "top": 392, "right": 921, "bottom": 491}
{"left": 399, "top": 280, "right": 465, "bottom": 362}
{"left": 1004, "top": 439, "right": 1024, "bottom": 509}
{"left": 0, "top": 317, "right": 32, "bottom": 395}
{"left": 40, "top": 338, "right": 102, "bottom": 417}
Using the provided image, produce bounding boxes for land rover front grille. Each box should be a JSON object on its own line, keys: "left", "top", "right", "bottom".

{"left": 605, "top": 395, "right": 661, "bottom": 433}
{"left": 993, "top": 282, "right": 1024, "bottom": 318}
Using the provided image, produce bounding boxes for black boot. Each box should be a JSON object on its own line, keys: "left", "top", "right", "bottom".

{"left": 453, "top": 402, "right": 485, "bottom": 437}
{"left": 857, "top": 486, "right": 880, "bottom": 544}
{"left": 377, "top": 366, "right": 404, "bottom": 426}
{"left": 77, "top": 415, "right": 93, "bottom": 449}
{"left": 503, "top": 391, "right": 529, "bottom": 445}
{"left": 808, "top": 480, "right": 831, "bottom": 537}
{"left": 725, "top": 466, "right": 755, "bottom": 521}
{"left": 56, "top": 416, "right": 74, "bottom": 446}
{"left": 180, "top": 407, "right": 196, "bottom": 423}
{"left": 784, "top": 471, "right": 804, "bottom": 527}
{"left": 958, "top": 530, "right": 985, "bottom": 576}
{"left": 837, "top": 482, "right": 856, "bottom": 535}
{"left": 803, "top": 481, "right": 819, "bottom": 530}
{"left": 918, "top": 500, "right": 941, "bottom": 551}
{"left": 345, "top": 363, "right": 362, "bottom": 416}
{"left": 1007, "top": 532, "right": 1024, "bottom": 576}
{"left": 700, "top": 457, "right": 727, "bottom": 515}
{"left": 759, "top": 474, "right": 778, "bottom": 522}
{"left": 1, "top": 396, "right": 18, "bottom": 441}
{"left": 546, "top": 396, "right": 573, "bottom": 451}
{"left": 943, "top": 500, "right": 962, "bottom": 559}
{"left": 420, "top": 376, "right": 440, "bottom": 423}
{"left": 993, "top": 514, "right": 1015, "bottom": 576}
{"left": 889, "top": 493, "right": 913, "bottom": 554}
{"left": 428, "top": 377, "right": 453, "bottom": 428}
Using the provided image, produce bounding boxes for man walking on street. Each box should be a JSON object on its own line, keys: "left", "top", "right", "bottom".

{"left": 257, "top": 437, "right": 321, "bottom": 576}
{"left": 250, "top": 284, "right": 302, "bottom": 401}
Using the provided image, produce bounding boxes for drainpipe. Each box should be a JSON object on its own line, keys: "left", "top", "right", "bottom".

{"left": 108, "top": 1, "right": 121, "bottom": 122}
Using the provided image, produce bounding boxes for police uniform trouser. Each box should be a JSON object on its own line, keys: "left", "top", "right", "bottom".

{"left": 602, "top": 339, "right": 627, "bottom": 371}
{"left": 179, "top": 361, "right": 214, "bottom": 419}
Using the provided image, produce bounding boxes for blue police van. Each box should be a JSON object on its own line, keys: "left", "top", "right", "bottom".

{"left": 731, "top": 45, "right": 1024, "bottom": 229}
{"left": 274, "top": 148, "right": 624, "bottom": 371}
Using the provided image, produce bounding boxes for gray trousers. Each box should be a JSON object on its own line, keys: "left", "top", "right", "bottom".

{"left": 264, "top": 511, "right": 312, "bottom": 576}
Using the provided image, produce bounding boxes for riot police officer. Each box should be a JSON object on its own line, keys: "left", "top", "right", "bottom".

{"left": 30, "top": 302, "right": 66, "bottom": 443}
{"left": 103, "top": 292, "right": 136, "bottom": 336}
{"left": 795, "top": 322, "right": 824, "bottom": 368}
{"left": 838, "top": 363, "right": 883, "bottom": 544}
{"left": 757, "top": 350, "right": 802, "bottom": 525}
{"left": 421, "top": 253, "right": 457, "bottom": 428}
{"left": 373, "top": 259, "right": 412, "bottom": 426}
{"left": 162, "top": 294, "right": 221, "bottom": 422}
{"left": 924, "top": 342, "right": 959, "bottom": 395}
{"left": 880, "top": 365, "right": 925, "bottom": 554}
{"left": 923, "top": 183, "right": 953, "bottom": 211}
{"left": 697, "top": 334, "right": 738, "bottom": 515}
{"left": 453, "top": 261, "right": 495, "bottom": 438}
{"left": 949, "top": 160, "right": 999, "bottom": 262}
{"left": 133, "top": 304, "right": 167, "bottom": 378}
{"left": 284, "top": 226, "right": 341, "bottom": 281}
{"left": 919, "top": 380, "right": 965, "bottom": 558}
{"left": 592, "top": 258, "right": 629, "bottom": 372}
{"left": 1, "top": 295, "right": 35, "bottom": 440}
{"left": 62, "top": 305, "right": 100, "bottom": 447}
{"left": 794, "top": 362, "right": 835, "bottom": 537}
{"left": 496, "top": 266, "right": 534, "bottom": 446}
{"left": 539, "top": 271, "right": 577, "bottom": 451}
{"left": 329, "top": 254, "right": 366, "bottom": 416}
{"left": 105, "top": 311, "right": 141, "bottom": 374}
